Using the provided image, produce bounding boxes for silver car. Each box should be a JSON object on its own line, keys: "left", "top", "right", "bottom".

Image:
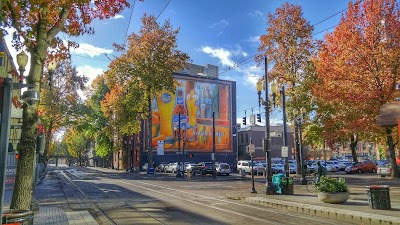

{"left": 377, "top": 163, "right": 400, "bottom": 177}
{"left": 216, "top": 163, "right": 231, "bottom": 176}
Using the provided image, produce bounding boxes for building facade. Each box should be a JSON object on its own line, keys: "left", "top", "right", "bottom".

{"left": 111, "top": 63, "right": 237, "bottom": 171}
{"left": 237, "top": 124, "right": 295, "bottom": 161}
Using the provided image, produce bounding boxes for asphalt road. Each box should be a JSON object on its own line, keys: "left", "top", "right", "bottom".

{"left": 49, "top": 166, "right": 361, "bottom": 225}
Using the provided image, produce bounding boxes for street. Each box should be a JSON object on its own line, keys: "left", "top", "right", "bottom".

{"left": 34, "top": 166, "right": 360, "bottom": 225}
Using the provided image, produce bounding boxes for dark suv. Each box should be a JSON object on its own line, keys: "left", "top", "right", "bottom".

{"left": 197, "top": 162, "right": 214, "bottom": 175}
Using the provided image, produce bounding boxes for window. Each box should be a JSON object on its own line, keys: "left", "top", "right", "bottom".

{"left": 245, "top": 133, "right": 248, "bottom": 143}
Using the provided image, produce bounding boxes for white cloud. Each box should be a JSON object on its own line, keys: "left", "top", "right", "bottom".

{"left": 202, "top": 46, "right": 235, "bottom": 67}
{"left": 112, "top": 14, "right": 124, "bottom": 19}
{"left": 249, "top": 10, "right": 263, "bottom": 17}
{"left": 209, "top": 19, "right": 229, "bottom": 29}
{"left": 70, "top": 43, "right": 113, "bottom": 58}
{"left": 201, "top": 46, "right": 248, "bottom": 68}
{"left": 248, "top": 35, "right": 260, "bottom": 43}
{"left": 76, "top": 65, "right": 104, "bottom": 85}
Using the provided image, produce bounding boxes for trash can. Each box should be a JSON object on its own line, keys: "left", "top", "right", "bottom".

{"left": 282, "top": 177, "right": 294, "bottom": 195}
{"left": 366, "top": 185, "right": 391, "bottom": 210}
{"left": 148, "top": 167, "right": 154, "bottom": 174}
{"left": 2, "top": 209, "right": 33, "bottom": 225}
{"left": 272, "top": 173, "right": 285, "bottom": 194}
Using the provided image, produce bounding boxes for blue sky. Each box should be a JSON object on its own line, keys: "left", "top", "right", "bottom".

{"left": 6, "top": 0, "right": 354, "bottom": 125}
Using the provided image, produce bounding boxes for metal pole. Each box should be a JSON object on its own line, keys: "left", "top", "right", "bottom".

{"left": 147, "top": 94, "right": 152, "bottom": 173}
{"left": 212, "top": 112, "right": 216, "bottom": 179}
{"left": 264, "top": 57, "right": 275, "bottom": 194}
{"left": 176, "top": 113, "right": 182, "bottom": 178}
{"left": 251, "top": 153, "right": 257, "bottom": 193}
{"left": 299, "top": 122, "right": 307, "bottom": 185}
{"left": 182, "top": 130, "right": 185, "bottom": 179}
{"left": 0, "top": 77, "right": 13, "bottom": 218}
{"left": 282, "top": 86, "right": 289, "bottom": 177}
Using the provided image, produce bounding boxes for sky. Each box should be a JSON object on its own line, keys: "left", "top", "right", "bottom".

{"left": 6, "top": 0, "right": 355, "bottom": 126}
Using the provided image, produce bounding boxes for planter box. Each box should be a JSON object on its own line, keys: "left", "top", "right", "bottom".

{"left": 318, "top": 192, "right": 349, "bottom": 204}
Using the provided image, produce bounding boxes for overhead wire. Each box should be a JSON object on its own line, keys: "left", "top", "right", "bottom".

{"left": 157, "top": 0, "right": 172, "bottom": 20}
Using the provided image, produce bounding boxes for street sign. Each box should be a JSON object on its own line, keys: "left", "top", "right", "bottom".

{"left": 157, "top": 140, "right": 164, "bottom": 155}
{"left": 249, "top": 114, "right": 255, "bottom": 125}
{"left": 281, "top": 146, "right": 289, "bottom": 157}
{"left": 247, "top": 144, "right": 255, "bottom": 154}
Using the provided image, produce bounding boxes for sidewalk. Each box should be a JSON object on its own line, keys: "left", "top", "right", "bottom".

{"left": 226, "top": 176, "right": 400, "bottom": 225}
{"left": 3, "top": 165, "right": 99, "bottom": 225}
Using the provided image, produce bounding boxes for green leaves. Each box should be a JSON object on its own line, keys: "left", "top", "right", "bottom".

{"left": 316, "top": 176, "right": 348, "bottom": 193}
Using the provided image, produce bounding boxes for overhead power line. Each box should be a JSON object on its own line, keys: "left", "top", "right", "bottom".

{"left": 157, "top": 0, "right": 172, "bottom": 20}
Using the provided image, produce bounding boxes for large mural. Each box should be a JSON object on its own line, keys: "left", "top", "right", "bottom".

{"left": 151, "top": 76, "right": 232, "bottom": 152}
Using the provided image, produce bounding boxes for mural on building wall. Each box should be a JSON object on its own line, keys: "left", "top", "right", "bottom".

{"left": 150, "top": 77, "right": 232, "bottom": 152}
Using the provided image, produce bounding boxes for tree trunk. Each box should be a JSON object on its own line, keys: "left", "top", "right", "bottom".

{"left": 386, "top": 128, "right": 399, "bottom": 178}
{"left": 43, "top": 120, "right": 53, "bottom": 165}
{"left": 349, "top": 134, "right": 358, "bottom": 163}
{"left": 10, "top": 103, "right": 37, "bottom": 209}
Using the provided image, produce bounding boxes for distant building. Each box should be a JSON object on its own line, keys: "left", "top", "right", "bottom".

{"left": 112, "top": 63, "right": 237, "bottom": 171}
{"left": 237, "top": 124, "right": 295, "bottom": 161}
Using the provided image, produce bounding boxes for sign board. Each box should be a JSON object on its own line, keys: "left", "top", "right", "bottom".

{"left": 211, "top": 153, "right": 215, "bottom": 161}
{"left": 5, "top": 165, "right": 16, "bottom": 190}
{"left": 247, "top": 144, "right": 255, "bottom": 154}
{"left": 281, "top": 146, "right": 289, "bottom": 157}
{"left": 157, "top": 140, "right": 164, "bottom": 155}
{"left": 249, "top": 114, "right": 256, "bottom": 125}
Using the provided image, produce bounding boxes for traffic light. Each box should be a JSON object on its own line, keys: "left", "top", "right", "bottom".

{"left": 256, "top": 113, "right": 261, "bottom": 123}
{"left": 242, "top": 117, "right": 246, "bottom": 125}
{"left": 189, "top": 153, "right": 193, "bottom": 158}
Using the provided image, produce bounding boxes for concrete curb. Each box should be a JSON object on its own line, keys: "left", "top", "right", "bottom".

{"left": 227, "top": 195, "right": 400, "bottom": 225}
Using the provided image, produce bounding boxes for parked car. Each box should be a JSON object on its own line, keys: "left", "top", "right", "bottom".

{"left": 215, "top": 163, "right": 231, "bottom": 176}
{"left": 237, "top": 160, "right": 252, "bottom": 174}
{"left": 377, "top": 163, "right": 400, "bottom": 177}
{"left": 165, "top": 162, "right": 178, "bottom": 173}
{"left": 197, "top": 162, "right": 214, "bottom": 175}
{"left": 141, "top": 163, "right": 148, "bottom": 171}
{"left": 271, "top": 164, "right": 284, "bottom": 174}
{"left": 345, "top": 161, "right": 377, "bottom": 174}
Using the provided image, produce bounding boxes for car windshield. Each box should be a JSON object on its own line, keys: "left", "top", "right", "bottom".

{"left": 219, "top": 164, "right": 229, "bottom": 169}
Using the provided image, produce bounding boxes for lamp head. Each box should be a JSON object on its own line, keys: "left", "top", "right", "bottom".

{"left": 256, "top": 79, "right": 263, "bottom": 92}
{"left": 22, "top": 89, "right": 40, "bottom": 105}
{"left": 271, "top": 81, "right": 277, "bottom": 94}
{"left": 48, "top": 59, "right": 57, "bottom": 72}
{"left": 16, "top": 51, "right": 29, "bottom": 69}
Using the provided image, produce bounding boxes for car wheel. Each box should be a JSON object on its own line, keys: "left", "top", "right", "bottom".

{"left": 372, "top": 168, "right": 376, "bottom": 173}
{"left": 358, "top": 169, "right": 362, "bottom": 174}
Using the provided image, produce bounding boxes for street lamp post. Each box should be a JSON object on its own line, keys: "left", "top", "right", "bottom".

{"left": 0, "top": 50, "right": 39, "bottom": 217}
{"left": 271, "top": 82, "right": 289, "bottom": 177}
{"left": 293, "top": 108, "right": 307, "bottom": 185}
{"left": 256, "top": 57, "right": 275, "bottom": 195}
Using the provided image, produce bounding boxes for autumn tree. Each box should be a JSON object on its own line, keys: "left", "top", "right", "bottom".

{"left": 85, "top": 76, "right": 113, "bottom": 159}
{"left": 257, "top": 3, "right": 316, "bottom": 173}
{"left": 314, "top": 0, "right": 400, "bottom": 178}
{"left": 103, "top": 14, "right": 189, "bottom": 166}
{"left": 2, "top": 0, "right": 132, "bottom": 209}
{"left": 39, "top": 57, "right": 88, "bottom": 164}
{"left": 65, "top": 126, "right": 87, "bottom": 166}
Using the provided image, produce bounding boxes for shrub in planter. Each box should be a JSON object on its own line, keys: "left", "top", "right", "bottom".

{"left": 316, "top": 176, "right": 349, "bottom": 193}
{"left": 315, "top": 176, "right": 349, "bottom": 204}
